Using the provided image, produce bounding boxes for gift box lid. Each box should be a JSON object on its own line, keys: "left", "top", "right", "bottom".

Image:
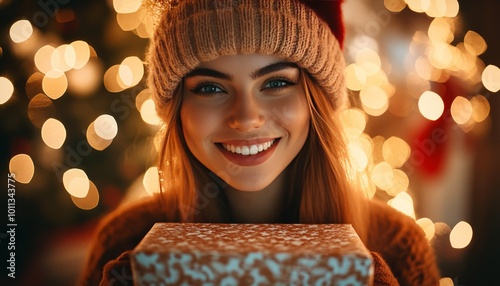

{"left": 131, "top": 223, "right": 373, "bottom": 285}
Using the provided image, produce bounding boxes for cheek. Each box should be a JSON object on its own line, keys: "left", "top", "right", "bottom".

{"left": 180, "top": 102, "right": 221, "bottom": 144}
{"left": 272, "top": 94, "right": 310, "bottom": 133}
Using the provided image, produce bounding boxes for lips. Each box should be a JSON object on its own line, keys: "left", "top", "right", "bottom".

{"left": 221, "top": 139, "right": 275, "bottom": 156}
{"left": 216, "top": 138, "right": 280, "bottom": 166}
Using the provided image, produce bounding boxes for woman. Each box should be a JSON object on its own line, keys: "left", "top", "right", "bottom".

{"left": 80, "top": 0, "right": 441, "bottom": 285}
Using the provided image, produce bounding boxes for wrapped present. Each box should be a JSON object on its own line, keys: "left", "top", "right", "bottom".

{"left": 131, "top": 223, "right": 373, "bottom": 285}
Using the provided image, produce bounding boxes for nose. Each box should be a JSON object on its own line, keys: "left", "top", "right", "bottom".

{"left": 227, "top": 93, "right": 265, "bottom": 131}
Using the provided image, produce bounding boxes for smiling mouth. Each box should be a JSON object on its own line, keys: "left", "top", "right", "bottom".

{"left": 220, "top": 139, "right": 276, "bottom": 156}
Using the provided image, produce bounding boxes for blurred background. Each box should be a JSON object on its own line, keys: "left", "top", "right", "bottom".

{"left": 0, "top": 0, "right": 499, "bottom": 285}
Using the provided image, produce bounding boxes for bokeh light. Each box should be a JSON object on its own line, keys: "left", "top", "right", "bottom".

{"left": 70, "top": 40, "right": 91, "bottom": 70}
{"left": 86, "top": 122, "right": 113, "bottom": 151}
{"left": 113, "top": 0, "right": 142, "bottom": 14}
{"left": 388, "top": 191, "right": 416, "bottom": 219}
{"left": 384, "top": 0, "right": 406, "bottom": 12}
{"left": 464, "top": 30, "right": 487, "bottom": 56}
{"left": 63, "top": 168, "right": 90, "bottom": 198}
{"left": 140, "top": 99, "right": 162, "bottom": 125}
{"left": 450, "top": 221, "right": 473, "bottom": 249}
{"left": 71, "top": 180, "right": 100, "bottom": 210}
{"left": 143, "top": 166, "right": 160, "bottom": 195}
{"left": 341, "top": 108, "right": 367, "bottom": 138}
{"left": 383, "top": 136, "right": 411, "bottom": 168}
{"left": 42, "top": 70, "right": 68, "bottom": 99}
{"left": 451, "top": 96, "right": 473, "bottom": 125}
{"left": 94, "top": 114, "right": 118, "bottom": 140}
{"left": 0, "top": 76, "right": 14, "bottom": 104}
{"left": 9, "top": 19, "right": 33, "bottom": 43}
{"left": 344, "top": 63, "right": 367, "bottom": 91}
{"left": 371, "top": 161, "right": 394, "bottom": 191}
{"left": 9, "top": 154, "right": 35, "bottom": 184}
{"left": 28, "top": 93, "right": 56, "bottom": 128}
{"left": 41, "top": 118, "right": 67, "bottom": 149}
{"left": 416, "top": 217, "right": 436, "bottom": 241}
{"left": 119, "top": 56, "right": 144, "bottom": 87}
{"left": 439, "top": 277, "right": 454, "bottom": 286}
{"left": 470, "top": 95, "right": 490, "bottom": 123}
{"left": 34, "top": 45, "right": 56, "bottom": 74}
{"left": 482, "top": 64, "right": 500, "bottom": 93}
{"left": 418, "top": 91, "right": 444, "bottom": 121}
{"left": 360, "top": 85, "right": 389, "bottom": 116}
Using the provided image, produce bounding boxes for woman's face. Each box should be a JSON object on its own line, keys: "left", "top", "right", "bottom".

{"left": 180, "top": 54, "right": 310, "bottom": 192}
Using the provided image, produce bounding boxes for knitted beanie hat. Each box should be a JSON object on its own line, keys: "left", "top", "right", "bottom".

{"left": 147, "top": 0, "right": 347, "bottom": 111}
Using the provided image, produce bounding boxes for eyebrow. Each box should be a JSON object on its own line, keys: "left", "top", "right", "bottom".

{"left": 184, "top": 61, "right": 299, "bottom": 81}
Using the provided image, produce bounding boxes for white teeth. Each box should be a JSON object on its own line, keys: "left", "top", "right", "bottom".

{"left": 222, "top": 139, "right": 276, "bottom": 156}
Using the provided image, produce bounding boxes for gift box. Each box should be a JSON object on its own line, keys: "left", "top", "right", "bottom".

{"left": 131, "top": 223, "right": 373, "bottom": 285}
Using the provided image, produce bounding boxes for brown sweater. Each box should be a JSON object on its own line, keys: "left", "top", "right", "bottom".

{"left": 78, "top": 195, "right": 440, "bottom": 285}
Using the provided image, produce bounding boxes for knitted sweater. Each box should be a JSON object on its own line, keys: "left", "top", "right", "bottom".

{"left": 78, "top": 195, "right": 440, "bottom": 285}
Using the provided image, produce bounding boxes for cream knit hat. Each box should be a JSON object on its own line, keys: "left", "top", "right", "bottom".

{"left": 147, "top": 0, "right": 347, "bottom": 111}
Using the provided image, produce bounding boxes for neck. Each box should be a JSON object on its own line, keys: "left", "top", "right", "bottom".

{"left": 224, "top": 171, "right": 287, "bottom": 223}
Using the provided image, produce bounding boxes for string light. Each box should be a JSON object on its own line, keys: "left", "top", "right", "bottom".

{"left": 450, "top": 221, "right": 473, "bottom": 249}
{"left": 0, "top": 76, "right": 14, "bottom": 104}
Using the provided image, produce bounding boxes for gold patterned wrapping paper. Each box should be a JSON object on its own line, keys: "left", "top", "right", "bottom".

{"left": 131, "top": 223, "right": 373, "bottom": 285}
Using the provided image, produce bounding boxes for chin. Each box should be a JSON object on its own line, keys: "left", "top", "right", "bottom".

{"left": 226, "top": 180, "right": 274, "bottom": 192}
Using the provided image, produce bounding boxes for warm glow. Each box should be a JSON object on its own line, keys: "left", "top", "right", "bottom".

{"left": 470, "top": 95, "right": 490, "bottom": 122}
{"left": 41, "top": 118, "right": 66, "bottom": 149}
{"left": 63, "top": 168, "right": 90, "bottom": 198}
{"left": 71, "top": 180, "right": 99, "bottom": 210}
{"left": 10, "top": 19, "right": 33, "bottom": 43}
{"left": 119, "top": 56, "right": 144, "bottom": 87}
{"left": 94, "top": 114, "right": 118, "bottom": 140}
{"left": 140, "top": 99, "right": 162, "bottom": 125}
{"left": 117, "top": 8, "right": 143, "bottom": 31}
{"left": 384, "top": 0, "right": 406, "bottom": 12}
{"left": 356, "top": 48, "right": 381, "bottom": 76}
{"left": 70, "top": 40, "right": 91, "bottom": 69}
{"left": 464, "top": 30, "right": 487, "bottom": 56}
{"left": 0, "top": 76, "right": 14, "bottom": 104}
{"left": 113, "top": 0, "right": 142, "bottom": 13}
{"left": 9, "top": 154, "right": 35, "bottom": 184}
{"left": 133, "top": 16, "right": 155, "bottom": 38}
{"left": 135, "top": 88, "right": 152, "bottom": 111}
{"left": 87, "top": 122, "right": 113, "bottom": 151}
{"left": 26, "top": 72, "right": 44, "bottom": 99}
{"left": 143, "top": 167, "right": 161, "bottom": 195}
{"left": 428, "top": 43, "right": 453, "bottom": 70}
{"left": 383, "top": 136, "right": 411, "bottom": 168}
{"left": 405, "top": 0, "right": 425, "bottom": 13}
{"left": 104, "top": 65, "right": 128, "bottom": 92}
{"left": 67, "top": 59, "right": 101, "bottom": 97}
{"left": 51, "top": 44, "right": 76, "bottom": 72}
{"left": 482, "top": 65, "right": 500, "bottom": 93}
{"left": 371, "top": 162, "right": 394, "bottom": 191}
{"left": 341, "top": 108, "right": 367, "bottom": 138}
{"left": 418, "top": 91, "right": 444, "bottom": 121}
{"left": 388, "top": 191, "right": 415, "bottom": 219}
{"left": 439, "top": 277, "right": 454, "bottom": 286}
{"left": 344, "top": 64, "right": 367, "bottom": 91}
{"left": 450, "top": 221, "right": 473, "bottom": 249}
{"left": 428, "top": 18, "right": 454, "bottom": 44}
{"left": 422, "top": 0, "right": 447, "bottom": 18}
{"left": 348, "top": 142, "right": 369, "bottom": 172}
{"left": 34, "top": 45, "right": 56, "bottom": 74}
{"left": 416, "top": 217, "right": 436, "bottom": 241}
{"left": 28, "top": 93, "right": 56, "bottom": 127}
{"left": 386, "top": 169, "right": 409, "bottom": 197}
{"left": 360, "top": 85, "right": 389, "bottom": 116}
{"left": 451, "top": 96, "right": 473, "bottom": 125}
{"left": 444, "top": 0, "right": 459, "bottom": 17}
{"left": 42, "top": 70, "right": 68, "bottom": 99}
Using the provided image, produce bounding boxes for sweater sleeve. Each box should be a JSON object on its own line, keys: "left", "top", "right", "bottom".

{"left": 366, "top": 200, "right": 441, "bottom": 286}
{"left": 78, "top": 194, "right": 166, "bottom": 286}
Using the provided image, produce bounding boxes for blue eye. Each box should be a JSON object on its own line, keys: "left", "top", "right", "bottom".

{"left": 263, "top": 79, "right": 296, "bottom": 90}
{"left": 192, "top": 84, "right": 224, "bottom": 95}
